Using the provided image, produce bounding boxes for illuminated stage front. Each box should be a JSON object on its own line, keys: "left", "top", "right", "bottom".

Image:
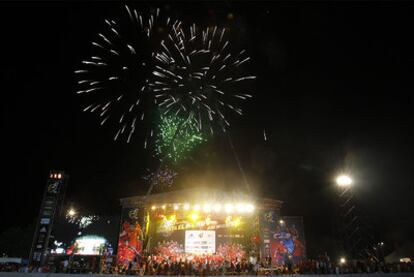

{"left": 118, "top": 188, "right": 306, "bottom": 266}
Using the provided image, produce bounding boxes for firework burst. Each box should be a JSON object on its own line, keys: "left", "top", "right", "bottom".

{"left": 143, "top": 166, "right": 178, "bottom": 190}
{"left": 75, "top": 5, "right": 181, "bottom": 146}
{"left": 150, "top": 24, "right": 256, "bottom": 134}
{"left": 155, "top": 113, "right": 204, "bottom": 163}
{"left": 66, "top": 213, "right": 99, "bottom": 229}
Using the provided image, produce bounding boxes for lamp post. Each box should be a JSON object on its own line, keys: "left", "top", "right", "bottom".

{"left": 335, "top": 174, "right": 355, "bottom": 259}
{"left": 335, "top": 174, "right": 381, "bottom": 261}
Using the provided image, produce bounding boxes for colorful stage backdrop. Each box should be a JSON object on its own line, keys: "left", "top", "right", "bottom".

{"left": 260, "top": 212, "right": 306, "bottom": 266}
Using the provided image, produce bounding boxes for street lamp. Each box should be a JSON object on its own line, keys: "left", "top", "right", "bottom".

{"left": 334, "top": 173, "right": 379, "bottom": 260}
{"left": 334, "top": 174, "right": 355, "bottom": 259}
{"left": 67, "top": 208, "right": 76, "bottom": 217}
{"left": 336, "top": 175, "right": 353, "bottom": 187}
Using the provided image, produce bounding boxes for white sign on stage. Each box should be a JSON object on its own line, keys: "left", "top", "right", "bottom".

{"left": 185, "top": 230, "right": 216, "bottom": 254}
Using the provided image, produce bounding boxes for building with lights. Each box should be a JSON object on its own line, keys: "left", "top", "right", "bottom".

{"left": 118, "top": 187, "right": 307, "bottom": 266}
{"left": 29, "top": 170, "right": 69, "bottom": 266}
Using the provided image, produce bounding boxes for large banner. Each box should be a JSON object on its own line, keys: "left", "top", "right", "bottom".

{"left": 260, "top": 213, "right": 306, "bottom": 266}
{"left": 148, "top": 212, "right": 256, "bottom": 261}
{"left": 185, "top": 230, "right": 216, "bottom": 254}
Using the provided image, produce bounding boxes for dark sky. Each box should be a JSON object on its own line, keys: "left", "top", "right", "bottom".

{"left": 1, "top": 1, "right": 413, "bottom": 257}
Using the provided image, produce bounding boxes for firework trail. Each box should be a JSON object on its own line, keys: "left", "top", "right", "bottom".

{"left": 150, "top": 24, "right": 256, "bottom": 134}
{"left": 75, "top": 5, "right": 181, "bottom": 146}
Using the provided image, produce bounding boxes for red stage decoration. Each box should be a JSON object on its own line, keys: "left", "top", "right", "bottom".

{"left": 117, "top": 222, "right": 143, "bottom": 265}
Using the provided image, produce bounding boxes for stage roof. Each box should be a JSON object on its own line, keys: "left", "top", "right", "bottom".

{"left": 120, "top": 187, "right": 282, "bottom": 210}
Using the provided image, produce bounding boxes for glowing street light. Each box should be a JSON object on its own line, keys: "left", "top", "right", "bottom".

{"left": 68, "top": 208, "right": 76, "bottom": 217}
{"left": 339, "top": 257, "right": 346, "bottom": 264}
{"left": 336, "top": 175, "right": 353, "bottom": 187}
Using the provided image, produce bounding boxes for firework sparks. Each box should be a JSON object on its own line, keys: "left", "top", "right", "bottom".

{"left": 143, "top": 166, "right": 178, "bottom": 190}
{"left": 66, "top": 212, "right": 99, "bottom": 229}
{"left": 150, "top": 24, "right": 256, "bottom": 134}
{"left": 78, "top": 215, "right": 99, "bottom": 229}
{"left": 155, "top": 114, "right": 204, "bottom": 163}
{"left": 66, "top": 212, "right": 78, "bottom": 224}
{"left": 75, "top": 5, "right": 181, "bottom": 146}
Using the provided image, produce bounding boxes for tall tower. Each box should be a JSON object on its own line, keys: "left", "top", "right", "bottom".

{"left": 29, "top": 170, "right": 68, "bottom": 266}
{"left": 335, "top": 175, "right": 377, "bottom": 260}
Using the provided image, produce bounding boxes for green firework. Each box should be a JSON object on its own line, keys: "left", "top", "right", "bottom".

{"left": 156, "top": 114, "right": 204, "bottom": 163}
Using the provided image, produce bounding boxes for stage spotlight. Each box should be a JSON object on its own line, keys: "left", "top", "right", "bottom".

{"left": 174, "top": 205, "right": 179, "bottom": 210}
{"left": 193, "top": 204, "right": 200, "bottom": 211}
{"left": 233, "top": 217, "right": 241, "bottom": 227}
{"left": 203, "top": 204, "right": 212, "bottom": 213}
{"left": 151, "top": 205, "right": 156, "bottom": 210}
{"left": 191, "top": 213, "right": 199, "bottom": 221}
{"left": 225, "top": 204, "right": 234, "bottom": 213}
{"left": 213, "top": 204, "right": 221, "bottom": 212}
{"left": 184, "top": 203, "right": 190, "bottom": 210}
{"left": 161, "top": 204, "right": 166, "bottom": 210}
{"left": 236, "top": 203, "right": 245, "bottom": 213}
{"left": 246, "top": 204, "right": 255, "bottom": 213}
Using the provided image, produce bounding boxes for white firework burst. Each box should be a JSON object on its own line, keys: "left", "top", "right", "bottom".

{"left": 75, "top": 5, "right": 181, "bottom": 146}
{"left": 150, "top": 24, "right": 256, "bottom": 134}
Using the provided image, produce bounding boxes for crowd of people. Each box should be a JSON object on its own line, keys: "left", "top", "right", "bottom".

{"left": 1, "top": 254, "right": 413, "bottom": 275}
{"left": 295, "top": 256, "right": 414, "bottom": 275}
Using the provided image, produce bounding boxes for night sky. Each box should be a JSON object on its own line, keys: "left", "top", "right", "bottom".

{"left": 1, "top": 1, "right": 412, "bottom": 257}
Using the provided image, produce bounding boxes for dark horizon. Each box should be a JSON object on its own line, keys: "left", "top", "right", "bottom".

{"left": 1, "top": 1, "right": 412, "bottom": 258}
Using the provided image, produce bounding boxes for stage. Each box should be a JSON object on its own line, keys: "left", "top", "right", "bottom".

{"left": 118, "top": 187, "right": 306, "bottom": 267}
